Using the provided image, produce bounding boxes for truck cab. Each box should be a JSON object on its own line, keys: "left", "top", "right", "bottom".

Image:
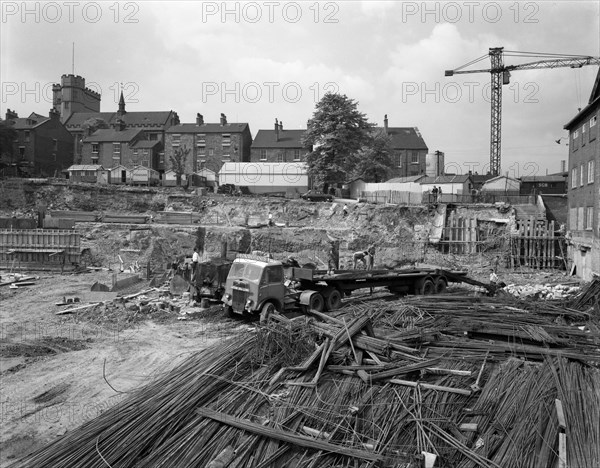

{"left": 221, "top": 255, "right": 285, "bottom": 318}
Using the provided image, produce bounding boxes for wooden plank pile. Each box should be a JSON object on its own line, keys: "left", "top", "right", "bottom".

{"left": 11, "top": 292, "right": 600, "bottom": 468}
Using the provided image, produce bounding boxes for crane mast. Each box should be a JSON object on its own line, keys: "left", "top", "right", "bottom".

{"left": 446, "top": 48, "right": 600, "bottom": 176}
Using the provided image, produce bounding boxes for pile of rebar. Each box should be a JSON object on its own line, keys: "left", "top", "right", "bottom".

{"left": 11, "top": 292, "right": 600, "bottom": 468}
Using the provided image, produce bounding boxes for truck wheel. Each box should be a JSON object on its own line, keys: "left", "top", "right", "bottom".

{"left": 435, "top": 277, "right": 448, "bottom": 294}
{"left": 326, "top": 290, "right": 342, "bottom": 311}
{"left": 416, "top": 277, "right": 435, "bottom": 295}
{"left": 309, "top": 293, "right": 324, "bottom": 312}
{"left": 259, "top": 302, "right": 277, "bottom": 323}
{"left": 225, "top": 305, "right": 236, "bottom": 318}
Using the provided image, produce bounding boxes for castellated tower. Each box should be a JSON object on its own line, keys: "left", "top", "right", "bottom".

{"left": 52, "top": 74, "right": 101, "bottom": 122}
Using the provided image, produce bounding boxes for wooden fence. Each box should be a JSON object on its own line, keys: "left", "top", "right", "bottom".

{"left": 438, "top": 214, "right": 566, "bottom": 270}
{"left": 0, "top": 229, "right": 81, "bottom": 270}
{"left": 509, "top": 218, "right": 566, "bottom": 269}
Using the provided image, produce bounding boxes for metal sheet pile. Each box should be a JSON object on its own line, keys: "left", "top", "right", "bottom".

{"left": 11, "top": 285, "right": 600, "bottom": 468}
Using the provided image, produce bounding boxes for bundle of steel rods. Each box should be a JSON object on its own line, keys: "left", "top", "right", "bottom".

{"left": 11, "top": 292, "right": 600, "bottom": 468}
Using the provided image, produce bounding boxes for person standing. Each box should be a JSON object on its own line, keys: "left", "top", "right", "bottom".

{"left": 437, "top": 186, "right": 443, "bottom": 202}
{"left": 191, "top": 247, "right": 200, "bottom": 282}
{"left": 431, "top": 186, "right": 438, "bottom": 203}
{"left": 342, "top": 204, "right": 348, "bottom": 217}
{"left": 268, "top": 211, "right": 274, "bottom": 226}
{"left": 366, "top": 245, "right": 375, "bottom": 270}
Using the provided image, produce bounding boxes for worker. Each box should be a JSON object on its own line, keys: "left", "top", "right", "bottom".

{"left": 191, "top": 247, "right": 200, "bottom": 282}
{"left": 492, "top": 255, "right": 500, "bottom": 273}
{"left": 353, "top": 250, "right": 370, "bottom": 269}
{"left": 489, "top": 269, "right": 499, "bottom": 285}
{"left": 366, "top": 245, "right": 375, "bottom": 270}
{"left": 437, "top": 186, "right": 443, "bottom": 202}
{"left": 342, "top": 204, "right": 348, "bottom": 217}
{"left": 286, "top": 256, "right": 300, "bottom": 268}
{"left": 268, "top": 211, "right": 274, "bottom": 226}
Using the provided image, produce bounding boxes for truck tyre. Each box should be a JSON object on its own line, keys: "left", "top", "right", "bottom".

{"left": 325, "top": 290, "right": 342, "bottom": 311}
{"left": 225, "top": 305, "right": 236, "bottom": 318}
{"left": 309, "top": 293, "right": 324, "bottom": 312}
{"left": 435, "top": 277, "right": 448, "bottom": 294}
{"left": 416, "top": 277, "right": 435, "bottom": 295}
{"left": 259, "top": 302, "right": 277, "bottom": 323}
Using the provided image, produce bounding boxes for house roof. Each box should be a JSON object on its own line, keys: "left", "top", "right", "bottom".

{"left": 520, "top": 175, "right": 566, "bottom": 183}
{"left": 83, "top": 128, "right": 143, "bottom": 142}
{"left": 251, "top": 129, "right": 307, "bottom": 148}
{"left": 219, "top": 162, "right": 307, "bottom": 175}
{"left": 373, "top": 127, "right": 428, "bottom": 150}
{"left": 64, "top": 111, "right": 177, "bottom": 129}
{"left": 131, "top": 140, "right": 162, "bottom": 149}
{"left": 386, "top": 175, "right": 426, "bottom": 183}
{"left": 131, "top": 165, "right": 159, "bottom": 174}
{"left": 166, "top": 123, "right": 249, "bottom": 133}
{"left": 66, "top": 164, "right": 104, "bottom": 171}
{"left": 10, "top": 116, "right": 49, "bottom": 130}
{"left": 419, "top": 174, "right": 471, "bottom": 184}
{"left": 484, "top": 175, "right": 521, "bottom": 184}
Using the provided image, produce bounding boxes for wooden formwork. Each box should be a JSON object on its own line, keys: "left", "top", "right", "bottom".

{"left": 509, "top": 218, "right": 566, "bottom": 270}
{"left": 0, "top": 229, "right": 81, "bottom": 271}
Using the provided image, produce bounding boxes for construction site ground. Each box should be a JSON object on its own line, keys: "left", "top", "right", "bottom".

{"left": 0, "top": 184, "right": 584, "bottom": 465}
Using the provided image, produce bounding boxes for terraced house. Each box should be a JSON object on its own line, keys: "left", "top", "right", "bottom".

{"left": 250, "top": 119, "right": 310, "bottom": 163}
{"left": 564, "top": 68, "right": 600, "bottom": 280}
{"left": 164, "top": 113, "right": 252, "bottom": 176}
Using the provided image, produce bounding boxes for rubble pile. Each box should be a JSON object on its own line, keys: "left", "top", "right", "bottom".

{"left": 13, "top": 291, "right": 600, "bottom": 468}
{"left": 502, "top": 282, "right": 581, "bottom": 300}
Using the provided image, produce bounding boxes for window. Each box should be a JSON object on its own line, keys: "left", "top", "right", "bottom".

{"left": 585, "top": 207, "right": 593, "bottom": 230}
{"left": 571, "top": 167, "right": 577, "bottom": 189}
{"left": 591, "top": 115, "right": 597, "bottom": 127}
{"left": 411, "top": 151, "right": 419, "bottom": 164}
{"left": 53, "top": 139, "right": 58, "bottom": 151}
{"left": 142, "top": 160, "right": 149, "bottom": 167}
{"left": 263, "top": 266, "right": 283, "bottom": 284}
{"left": 260, "top": 149, "right": 267, "bottom": 161}
{"left": 148, "top": 133, "right": 158, "bottom": 141}
{"left": 580, "top": 164, "right": 585, "bottom": 187}
{"left": 92, "top": 143, "right": 99, "bottom": 154}
{"left": 293, "top": 149, "right": 301, "bottom": 161}
{"left": 133, "top": 149, "right": 139, "bottom": 157}
{"left": 196, "top": 134, "right": 205, "bottom": 147}
{"left": 582, "top": 124, "right": 587, "bottom": 145}
{"left": 588, "top": 160, "right": 595, "bottom": 184}
{"left": 171, "top": 134, "right": 181, "bottom": 147}
{"left": 197, "top": 146, "right": 206, "bottom": 154}
{"left": 222, "top": 133, "right": 231, "bottom": 148}
{"left": 208, "top": 148, "right": 214, "bottom": 156}
{"left": 113, "top": 142, "right": 121, "bottom": 155}
{"left": 277, "top": 152, "right": 284, "bottom": 163}
{"left": 573, "top": 129, "right": 579, "bottom": 139}
{"left": 395, "top": 150, "right": 402, "bottom": 167}
{"left": 91, "top": 157, "right": 99, "bottom": 164}
{"left": 24, "top": 131, "right": 30, "bottom": 142}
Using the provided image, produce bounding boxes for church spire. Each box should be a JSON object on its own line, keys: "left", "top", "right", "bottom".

{"left": 118, "top": 91, "right": 126, "bottom": 115}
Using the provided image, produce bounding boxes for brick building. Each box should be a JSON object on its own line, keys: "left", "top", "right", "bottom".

{"left": 52, "top": 74, "right": 101, "bottom": 123}
{"left": 4, "top": 108, "right": 74, "bottom": 177}
{"left": 80, "top": 123, "right": 155, "bottom": 169}
{"left": 250, "top": 119, "right": 310, "bottom": 163}
{"left": 564, "top": 68, "right": 600, "bottom": 280}
{"left": 375, "top": 115, "right": 429, "bottom": 178}
{"left": 63, "top": 91, "right": 179, "bottom": 170}
{"left": 164, "top": 113, "right": 252, "bottom": 176}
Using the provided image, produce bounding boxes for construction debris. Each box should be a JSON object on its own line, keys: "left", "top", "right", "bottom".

{"left": 11, "top": 288, "right": 600, "bottom": 468}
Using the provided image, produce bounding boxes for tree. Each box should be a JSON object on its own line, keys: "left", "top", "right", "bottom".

{"left": 170, "top": 145, "right": 190, "bottom": 186}
{"left": 302, "top": 93, "right": 374, "bottom": 191}
{"left": 0, "top": 120, "right": 17, "bottom": 170}
{"left": 81, "top": 117, "right": 109, "bottom": 135}
{"left": 351, "top": 129, "right": 396, "bottom": 183}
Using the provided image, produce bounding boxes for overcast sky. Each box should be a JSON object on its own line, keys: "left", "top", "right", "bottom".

{"left": 2, "top": 1, "right": 599, "bottom": 176}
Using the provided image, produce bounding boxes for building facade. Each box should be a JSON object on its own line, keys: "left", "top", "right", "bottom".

{"left": 53, "top": 74, "right": 101, "bottom": 123}
{"left": 564, "top": 69, "right": 600, "bottom": 280}
{"left": 63, "top": 90, "right": 179, "bottom": 169}
{"left": 81, "top": 125, "right": 152, "bottom": 168}
{"left": 375, "top": 115, "right": 429, "bottom": 178}
{"left": 250, "top": 119, "right": 310, "bottom": 163}
{"left": 4, "top": 108, "right": 74, "bottom": 177}
{"left": 164, "top": 113, "right": 252, "bottom": 176}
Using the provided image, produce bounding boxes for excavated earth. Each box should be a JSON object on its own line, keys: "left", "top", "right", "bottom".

{"left": 0, "top": 181, "right": 574, "bottom": 464}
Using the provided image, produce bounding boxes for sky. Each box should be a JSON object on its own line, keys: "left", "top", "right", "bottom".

{"left": 2, "top": 1, "right": 599, "bottom": 177}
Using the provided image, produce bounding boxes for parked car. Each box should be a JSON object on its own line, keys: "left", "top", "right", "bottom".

{"left": 217, "top": 183, "right": 236, "bottom": 195}
{"left": 300, "top": 191, "right": 333, "bottom": 202}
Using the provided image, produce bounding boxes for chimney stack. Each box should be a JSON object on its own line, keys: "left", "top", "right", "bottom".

{"left": 384, "top": 114, "right": 388, "bottom": 133}
{"left": 49, "top": 108, "right": 59, "bottom": 120}
{"left": 196, "top": 113, "right": 204, "bottom": 125}
{"left": 279, "top": 121, "right": 283, "bottom": 131}
{"left": 220, "top": 113, "right": 227, "bottom": 126}
{"left": 5, "top": 108, "right": 18, "bottom": 121}
{"left": 274, "top": 118, "right": 279, "bottom": 141}
{"left": 560, "top": 160, "right": 566, "bottom": 173}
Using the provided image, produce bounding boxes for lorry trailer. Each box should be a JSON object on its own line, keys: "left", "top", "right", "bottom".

{"left": 222, "top": 254, "right": 469, "bottom": 318}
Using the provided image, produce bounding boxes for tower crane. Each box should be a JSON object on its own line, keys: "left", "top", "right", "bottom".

{"left": 445, "top": 48, "right": 600, "bottom": 176}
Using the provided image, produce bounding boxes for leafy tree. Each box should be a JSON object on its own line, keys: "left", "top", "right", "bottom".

{"left": 0, "top": 120, "right": 17, "bottom": 168}
{"left": 170, "top": 145, "right": 190, "bottom": 186}
{"left": 351, "top": 129, "right": 396, "bottom": 183}
{"left": 302, "top": 93, "right": 374, "bottom": 191}
{"left": 81, "top": 117, "right": 109, "bottom": 135}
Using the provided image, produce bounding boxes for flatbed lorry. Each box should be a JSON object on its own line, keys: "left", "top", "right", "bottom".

{"left": 221, "top": 254, "right": 469, "bottom": 318}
